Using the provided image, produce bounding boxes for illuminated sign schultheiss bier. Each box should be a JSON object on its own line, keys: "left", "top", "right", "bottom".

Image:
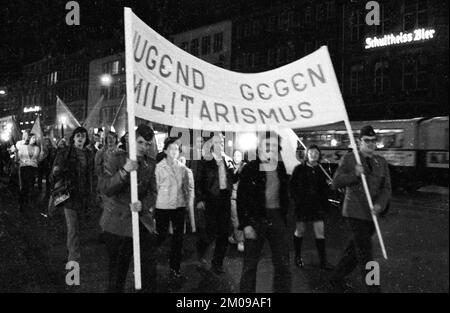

{"left": 365, "top": 28, "right": 435, "bottom": 49}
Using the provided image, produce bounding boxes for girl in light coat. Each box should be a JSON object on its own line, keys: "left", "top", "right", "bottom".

{"left": 155, "top": 137, "right": 194, "bottom": 279}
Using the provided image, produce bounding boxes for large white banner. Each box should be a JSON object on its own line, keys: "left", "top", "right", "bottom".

{"left": 128, "top": 11, "right": 347, "bottom": 132}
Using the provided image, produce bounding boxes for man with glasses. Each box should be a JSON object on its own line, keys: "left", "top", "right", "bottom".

{"left": 329, "top": 125, "right": 391, "bottom": 293}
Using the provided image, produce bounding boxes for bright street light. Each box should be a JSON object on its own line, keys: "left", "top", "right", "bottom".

{"left": 0, "top": 90, "right": 6, "bottom": 95}
{"left": 238, "top": 133, "right": 258, "bottom": 151}
{"left": 100, "top": 74, "right": 113, "bottom": 86}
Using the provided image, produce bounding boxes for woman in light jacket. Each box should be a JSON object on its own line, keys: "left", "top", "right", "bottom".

{"left": 16, "top": 131, "right": 41, "bottom": 213}
{"left": 155, "top": 137, "right": 194, "bottom": 280}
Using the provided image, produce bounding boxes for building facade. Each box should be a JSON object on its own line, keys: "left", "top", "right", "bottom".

{"left": 0, "top": 51, "right": 90, "bottom": 133}
{"left": 230, "top": 0, "right": 448, "bottom": 120}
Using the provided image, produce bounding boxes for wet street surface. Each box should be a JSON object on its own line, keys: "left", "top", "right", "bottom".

{"left": 0, "top": 184, "right": 448, "bottom": 293}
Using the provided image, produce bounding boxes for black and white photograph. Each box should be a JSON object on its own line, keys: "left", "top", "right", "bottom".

{"left": 0, "top": 0, "right": 448, "bottom": 300}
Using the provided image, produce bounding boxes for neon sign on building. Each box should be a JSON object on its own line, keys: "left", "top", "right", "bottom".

{"left": 365, "top": 28, "right": 436, "bottom": 49}
{"left": 23, "top": 105, "right": 41, "bottom": 113}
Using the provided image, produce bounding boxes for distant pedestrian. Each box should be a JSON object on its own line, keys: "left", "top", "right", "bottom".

{"left": 290, "top": 145, "right": 334, "bottom": 270}
{"left": 237, "top": 131, "right": 291, "bottom": 293}
{"left": 329, "top": 125, "right": 391, "bottom": 293}
{"left": 16, "top": 131, "right": 41, "bottom": 213}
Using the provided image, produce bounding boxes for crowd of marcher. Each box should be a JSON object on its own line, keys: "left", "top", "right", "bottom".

{"left": 0, "top": 123, "right": 391, "bottom": 293}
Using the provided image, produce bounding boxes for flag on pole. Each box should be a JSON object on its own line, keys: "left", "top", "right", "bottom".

{"left": 56, "top": 96, "right": 81, "bottom": 133}
{"left": 0, "top": 115, "right": 21, "bottom": 144}
{"left": 30, "top": 115, "right": 44, "bottom": 144}
{"left": 83, "top": 95, "right": 104, "bottom": 131}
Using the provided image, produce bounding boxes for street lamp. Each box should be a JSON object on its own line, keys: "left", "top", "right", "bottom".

{"left": 0, "top": 89, "right": 6, "bottom": 96}
{"left": 100, "top": 74, "right": 113, "bottom": 86}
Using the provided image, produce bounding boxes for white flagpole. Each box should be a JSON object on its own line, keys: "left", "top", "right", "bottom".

{"left": 321, "top": 45, "right": 387, "bottom": 260}
{"left": 111, "top": 95, "right": 126, "bottom": 128}
{"left": 124, "top": 7, "right": 142, "bottom": 290}
{"left": 344, "top": 118, "right": 388, "bottom": 259}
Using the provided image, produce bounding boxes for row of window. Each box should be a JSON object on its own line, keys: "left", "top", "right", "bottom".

{"left": 21, "top": 82, "right": 87, "bottom": 107}
{"left": 234, "top": 40, "right": 336, "bottom": 71}
{"left": 349, "top": 56, "right": 429, "bottom": 96}
{"left": 350, "top": 0, "right": 429, "bottom": 41}
{"left": 102, "top": 59, "right": 125, "bottom": 75}
{"left": 179, "top": 32, "right": 224, "bottom": 56}
{"left": 235, "top": 1, "right": 336, "bottom": 40}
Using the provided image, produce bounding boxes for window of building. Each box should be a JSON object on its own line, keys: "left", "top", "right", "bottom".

{"left": 234, "top": 25, "right": 242, "bottom": 41}
{"left": 404, "top": 0, "right": 428, "bottom": 31}
{"left": 111, "top": 60, "right": 119, "bottom": 75}
{"left": 287, "top": 43, "right": 296, "bottom": 61}
{"left": 326, "top": 1, "right": 335, "bottom": 19}
{"left": 304, "top": 6, "right": 312, "bottom": 23}
{"left": 374, "top": 60, "right": 390, "bottom": 94}
{"left": 350, "top": 64, "right": 363, "bottom": 95}
{"left": 267, "top": 15, "right": 277, "bottom": 31}
{"left": 244, "top": 53, "right": 251, "bottom": 69}
{"left": 213, "top": 33, "right": 223, "bottom": 52}
{"left": 252, "top": 20, "right": 261, "bottom": 36}
{"left": 350, "top": 10, "right": 363, "bottom": 41}
{"left": 201, "top": 36, "right": 211, "bottom": 55}
{"left": 279, "top": 12, "right": 288, "bottom": 30}
{"left": 402, "top": 55, "right": 428, "bottom": 91}
{"left": 277, "top": 46, "right": 288, "bottom": 64}
{"left": 288, "top": 11, "right": 296, "bottom": 28}
{"left": 267, "top": 48, "right": 276, "bottom": 66}
{"left": 304, "top": 41, "right": 314, "bottom": 54}
{"left": 190, "top": 39, "right": 199, "bottom": 56}
{"left": 180, "top": 41, "right": 189, "bottom": 51}
{"left": 244, "top": 22, "right": 251, "bottom": 38}
{"left": 376, "top": 4, "right": 391, "bottom": 35}
{"left": 316, "top": 3, "right": 326, "bottom": 21}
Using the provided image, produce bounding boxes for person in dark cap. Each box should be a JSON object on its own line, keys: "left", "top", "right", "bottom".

{"left": 98, "top": 124, "right": 158, "bottom": 292}
{"left": 329, "top": 125, "right": 391, "bottom": 293}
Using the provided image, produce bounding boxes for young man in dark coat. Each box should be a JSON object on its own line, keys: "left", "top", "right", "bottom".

{"left": 98, "top": 124, "right": 158, "bottom": 293}
{"left": 330, "top": 125, "right": 391, "bottom": 293}
{"left": 237, "top": 131, "right": 291, "bottom": 293}
{"left": 195, "top": 133, "right": 236, "bottom": 274}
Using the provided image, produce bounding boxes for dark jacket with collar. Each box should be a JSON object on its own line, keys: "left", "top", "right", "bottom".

{"left": 98, "top": 149, "right": 156, "bottom": 237}
{"left": 237, "top": 157, "right": 290, "bottom": 230}
{"left": 333, "top": 151, "right": 391, "bottom": 221}
{"left": 196, "top": 155, "right": 236, "bottom": 202}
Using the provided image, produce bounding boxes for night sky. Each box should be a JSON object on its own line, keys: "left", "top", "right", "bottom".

{"left": 0, "top": 0, "right": 251, "bottom": 79}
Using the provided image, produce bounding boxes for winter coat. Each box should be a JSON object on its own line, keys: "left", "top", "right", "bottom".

{"left": 98, "top": 149, "right": 156, "bottom": 237}
{"left": 155, "top": 158, "right": 194, "bottom": 210}
{"left": 333, "top": 151, "right": 391, "bottom": 221}
{"left": 52, "top": 145, "right": 94, "bottom": 212}
{"left": 237, "top": 158, "right": 290, "bottom": 230}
